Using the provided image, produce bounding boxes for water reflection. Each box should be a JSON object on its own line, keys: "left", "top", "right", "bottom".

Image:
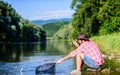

{"left": 0, "top": 41, "right": 48, "bottom": 62}
{"left": 0, "top": 40, "right": 74, "bottom": 75}
{"left": 0, "top": 43, "right": 21, "bottom": 62}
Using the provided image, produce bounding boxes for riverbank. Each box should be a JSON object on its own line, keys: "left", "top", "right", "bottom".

{"left": 90, "top": 32, "right": 120, "bottom": 74}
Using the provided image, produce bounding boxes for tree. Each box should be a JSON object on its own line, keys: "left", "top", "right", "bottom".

{"left": 71, "top": 0, "right": 101, "bottom": 37}
{"left": 97, "top": 0, "right": 120, "bottom": 35}
{"left": 0, "top": 0, "right": 46, "bottom": 42}
{"left": 0, "top": 0, "right": 21, "bottom": 42}
{"left": 70, "top": 0, "right": 120, "bottom": 37}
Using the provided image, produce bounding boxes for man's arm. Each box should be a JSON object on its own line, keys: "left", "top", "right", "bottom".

{"left": 56, "top": 54, "right": 73, "bottom": 64}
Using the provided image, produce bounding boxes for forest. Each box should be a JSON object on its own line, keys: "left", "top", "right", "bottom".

{"left": 0, "top": 0, "right": 120, "bottom": 42}
{"left": 0, "top": 0, "right": 46, "bottom": 43}
{"left": 42, "top": 21, "right": 69, "bottom": 38}
{"left": 70, "top": 0, "right": 120, "bottom": 38}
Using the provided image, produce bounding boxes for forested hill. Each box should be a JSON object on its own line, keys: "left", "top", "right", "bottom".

{"left": 31, "top": 18, "right": 71, "bottom": 26}
{"left": 0, "top": 0, "right": 46, "bottom": 43}
{"left": 42, "top": 21, "right": 69, "bottom": 37}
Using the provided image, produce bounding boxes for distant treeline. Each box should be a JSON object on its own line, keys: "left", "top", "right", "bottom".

{"left": 42, "top": 21, "right": 69, "bottom": 38}
{"left": 0, "top": 0, "right": 46, "bottom": 43}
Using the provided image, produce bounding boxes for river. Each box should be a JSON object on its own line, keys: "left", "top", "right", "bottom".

{"left": 0, "top": 40, "right": 120, "bottom": 75}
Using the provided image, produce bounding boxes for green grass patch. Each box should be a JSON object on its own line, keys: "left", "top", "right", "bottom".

{"left": 91, "top": 32, "right": 120, "bottom": 55}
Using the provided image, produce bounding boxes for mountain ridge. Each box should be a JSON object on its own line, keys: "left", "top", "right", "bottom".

{"left": 31, "top": 18, "right": 71, "bottom": 25}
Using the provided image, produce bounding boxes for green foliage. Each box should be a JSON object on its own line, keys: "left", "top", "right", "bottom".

{"left": 20, "top": 19, "right": 46, "bottom": 42}
{"left": 97, "top": 0, "right": 120, "bottom": 35}
{"left": 52, "top": 24, "right": 73, "bottom": 40}
{"left": 42, "top": 21, "right": 69, "bottom": 37}
{"left": 71, "top": 0, "right": 100, "bottom": 37}
{"left": 70, "top": 0, "right": 120, "bottom": 37}
{"left": 0, "top": 0, "right": 21, "bottom": 42}
{"left": 103, "top": 58, "right": 120, "bottom": 70}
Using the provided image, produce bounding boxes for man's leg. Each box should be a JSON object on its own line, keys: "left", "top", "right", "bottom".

{"left": 76, "top": 53, "right": 84, "bottom": 71}
{"left": 70, "top": 53, "right": 83, "bottom": 75}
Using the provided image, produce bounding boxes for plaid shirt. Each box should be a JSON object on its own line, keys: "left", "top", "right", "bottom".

{"left": 70, "top": 40, "right": 104, "bottom": 66}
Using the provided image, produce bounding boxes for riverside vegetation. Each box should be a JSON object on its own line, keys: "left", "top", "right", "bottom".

{"left": 91, "top": 32, "right": 120, "bottom": 73}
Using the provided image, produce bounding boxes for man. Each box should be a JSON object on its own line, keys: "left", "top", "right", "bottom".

{"left": 56, "top": 33, "right": 104, "bottom": 75}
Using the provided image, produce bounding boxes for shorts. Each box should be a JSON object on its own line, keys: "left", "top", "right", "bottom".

{"left": 83, "top": 54, "right": 100, "bottom": 69}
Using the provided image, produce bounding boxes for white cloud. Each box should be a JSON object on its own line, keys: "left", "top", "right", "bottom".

{"left": 29, "top": 10, "right": 74, "bottom": 20}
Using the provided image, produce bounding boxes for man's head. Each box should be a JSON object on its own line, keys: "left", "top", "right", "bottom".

{"left": 77, "top": 33, "right": 89, "bottom": 41}
{"left": 76, "top": 33, "right": 89, "bottom": 45}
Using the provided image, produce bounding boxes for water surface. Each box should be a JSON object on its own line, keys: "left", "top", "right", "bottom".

{"left": 0, "top": 40, "right": 75, "bottom": 75}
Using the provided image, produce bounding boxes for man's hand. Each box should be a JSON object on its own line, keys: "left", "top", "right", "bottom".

{"left": 56, "top": 54, "right": 73, "bottom": 64}
{"left": 56, "top": 59, "right": 63, "bottom": 64}
{"left": 72, "top": 41, "right": 79, "bottom": 47}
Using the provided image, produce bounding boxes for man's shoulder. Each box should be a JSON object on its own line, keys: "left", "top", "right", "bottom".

{"left": 84, "top": 40, "right": 97, "bottom": 46}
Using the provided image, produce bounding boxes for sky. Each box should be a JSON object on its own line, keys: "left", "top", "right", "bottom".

{"left": 3, "top": 0, "right": 74, "bottom": 21}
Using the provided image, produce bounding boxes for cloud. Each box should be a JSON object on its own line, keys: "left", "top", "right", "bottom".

{"left": 29, "top": 10, "right": 74, "bottom": 20}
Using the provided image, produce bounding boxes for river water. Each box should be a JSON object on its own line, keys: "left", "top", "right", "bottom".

{"left": 0, "top": 40, "right": 120, "bottom": 75}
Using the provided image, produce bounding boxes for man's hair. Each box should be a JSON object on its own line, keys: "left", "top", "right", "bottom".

{"left": 77, "top": 33, "right": 89, "bottom": 41}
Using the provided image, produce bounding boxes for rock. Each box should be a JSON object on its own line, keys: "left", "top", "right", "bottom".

{"left": 86, "top": 67, "right": 101, "bottom": 72}
{"left": 44, "top": 58, "right": 49, "bottom": 61}
{"left": 101, "top": 68, "right": 110, "bottom": 74}
{"left": 36, "top": 63, "right": 56, "bottom": 74}
{"left": 86, "top": 68, "right": 98, "bottom": 72}
{"left": 115, "top": 68, "right": 120, "bottom": 72}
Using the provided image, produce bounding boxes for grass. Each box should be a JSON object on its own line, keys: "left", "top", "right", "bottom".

{"left": 91, "top": 32, "right": 120, "bottom": 55}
